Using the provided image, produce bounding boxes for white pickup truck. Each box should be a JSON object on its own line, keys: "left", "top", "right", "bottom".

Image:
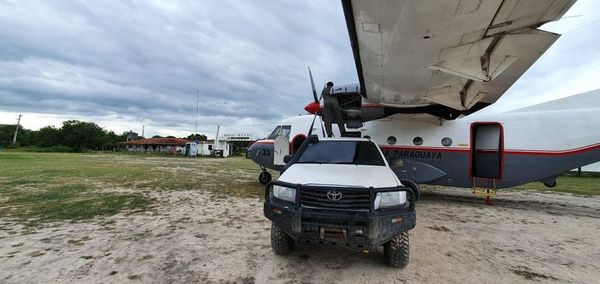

{"left": 263, "top": 135, "right": 418, "bottom": 268}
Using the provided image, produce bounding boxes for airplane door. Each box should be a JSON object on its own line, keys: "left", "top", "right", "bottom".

{"left": 471, "top": 123, "right": 503, "bottom": 179}
{"left": 273, "top": 135, "right": 289, "bottom": 166}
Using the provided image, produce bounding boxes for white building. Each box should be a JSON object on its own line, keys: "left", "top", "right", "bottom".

{"left": 194, "top": 139, "right": 230, "bottom": 157}
{"left": 194, "top": 133, "right": 256, "bottom": 157}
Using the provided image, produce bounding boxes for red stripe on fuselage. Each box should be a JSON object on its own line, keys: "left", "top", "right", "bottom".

{"left": 504, "top": 143, "right": 600, "bottom": 156}
{"left": 379, "top": 145, "right": 469, "bottom": 153}
{"left": 252, "top": 140, "right": 274, "bottom": 145}
{"left": 252, "top": 141, "right": 600, "bottom": 156}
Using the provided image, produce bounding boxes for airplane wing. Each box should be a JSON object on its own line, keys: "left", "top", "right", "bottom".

{"left": 342, "top": 0, "right": 576, "bottom": 119}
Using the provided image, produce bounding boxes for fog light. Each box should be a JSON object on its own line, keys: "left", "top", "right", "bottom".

{"left": 391, "top": 217, "right": 404, "bottom": 223}
{"left": 272, "top": 208, "right": 282, "bottom": 215}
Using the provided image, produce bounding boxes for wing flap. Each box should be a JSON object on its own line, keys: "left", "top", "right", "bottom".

{"left": 486, "top": 0, "right": 576, "bottom": 35}
{"left": 343, "top": 0, "right": 576, "bottom": 118}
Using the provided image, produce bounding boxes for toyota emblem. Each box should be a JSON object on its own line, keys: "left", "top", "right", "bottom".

{"left": 327, "top": 190, "right": 342, "bottom": 201}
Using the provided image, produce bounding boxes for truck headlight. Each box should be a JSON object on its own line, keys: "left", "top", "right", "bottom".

{"left": 272, "top": 185, "right": 296, "bottom": 202}
{"left": 374, "top": 191, "right": 407, "bottom": 210}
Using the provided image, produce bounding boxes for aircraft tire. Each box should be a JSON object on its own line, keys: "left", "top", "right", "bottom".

{"left": 270, "top": 222, "right": 295, "bottom": 255}
{"left": 259, "top": 171, "right": 272, "bottom": 185}
{"left": 384, "top": 232, "right": 410, "bottom": 268}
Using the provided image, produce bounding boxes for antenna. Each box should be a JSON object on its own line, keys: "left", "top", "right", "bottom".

{"left": 12, "top": 114, "right": 22, "bottom": 145}
{"left": 214, "top": 125, "right": 220, "bottom": 150}
{"left": 195, "top": 90, "right": 199, "bottom": 134}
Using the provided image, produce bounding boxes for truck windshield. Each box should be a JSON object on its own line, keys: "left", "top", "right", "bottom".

{"left": 297, "top": 141, "right": 385, "bottom": 166}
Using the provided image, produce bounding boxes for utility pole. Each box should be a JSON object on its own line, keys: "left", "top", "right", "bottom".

{"left": 142, "top": 125, "right": 145, "bottom": 138}
{"left": 195, "top": 90, "right": 199, "bottom": 134}
{"left": 12, "top": 114, "right": 22, "bottom": 145}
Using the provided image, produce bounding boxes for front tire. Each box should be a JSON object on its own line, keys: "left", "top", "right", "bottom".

{"left": 271, "top": 223, "right": 295, "bottom": 255}
{"left": 400, "top": 179, "right": 420, "bottom": 201}
{"left": 384, "top": 232, "right": 410, "bottom": 268}
{"left": 259, "top": 171, "right": 272, "bottom": 185}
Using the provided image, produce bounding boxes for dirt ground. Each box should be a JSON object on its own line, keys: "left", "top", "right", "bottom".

{"left": 1, "top": 186, "right": 599, "bottom": 283}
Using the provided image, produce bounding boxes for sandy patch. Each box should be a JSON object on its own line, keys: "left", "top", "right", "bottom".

{"left": 0, "top": 187, "right": 599, "bottom": 283}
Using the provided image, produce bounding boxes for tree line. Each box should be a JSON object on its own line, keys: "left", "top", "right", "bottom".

{"left": 0, "top": 120, "right": 207, "bottom": 151}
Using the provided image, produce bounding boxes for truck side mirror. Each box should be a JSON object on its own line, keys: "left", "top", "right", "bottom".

{"left": 283, "top": 155, "right": 292, "bottom": 164}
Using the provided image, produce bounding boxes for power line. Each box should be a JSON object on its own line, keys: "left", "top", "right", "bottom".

{"left": 563, "top": 18, "right": 600, "bottom": 34}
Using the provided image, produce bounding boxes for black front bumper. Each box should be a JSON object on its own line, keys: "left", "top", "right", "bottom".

{"left": 264, "top": 182, "right": 417, "bottom": 250}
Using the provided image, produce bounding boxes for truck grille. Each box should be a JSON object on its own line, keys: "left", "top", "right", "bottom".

{"left": 300, "top": 187, "right": 370, "bottom": 211}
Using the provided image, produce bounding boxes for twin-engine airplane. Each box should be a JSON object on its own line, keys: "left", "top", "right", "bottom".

{"left": 248, "top": 0, "right": 600, "bottom": 200}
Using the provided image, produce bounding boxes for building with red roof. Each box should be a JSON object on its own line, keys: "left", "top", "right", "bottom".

{"left": 119, "top": 137, "right": 190, "bottom": 154}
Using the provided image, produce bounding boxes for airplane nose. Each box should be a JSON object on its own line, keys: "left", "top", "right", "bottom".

{"left": 248, "top": 142, "right": 259, "bottom": 155}
{"left": 304, "top": 101, "right": 320, "bottom": 114}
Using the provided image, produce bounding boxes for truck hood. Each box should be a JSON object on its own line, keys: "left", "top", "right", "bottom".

{"left": 278, "top": 164, "right": 400, "bottom": 188}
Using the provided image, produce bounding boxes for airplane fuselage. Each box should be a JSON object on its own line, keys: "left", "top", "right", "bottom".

{"left": 248, "top": 106, "right": 600, "bottom": 189}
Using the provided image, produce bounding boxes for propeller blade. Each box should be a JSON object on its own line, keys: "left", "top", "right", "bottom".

{"left": 308, "top": 67, "right": 318, "bottom": 103}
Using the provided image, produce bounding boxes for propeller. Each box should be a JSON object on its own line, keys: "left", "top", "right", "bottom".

{"left": 305, "top": 67, "right": 321, "bottom": 114}
{"left": 304, "top": 67, "right": 362, "bottom": 137}
{"left": 306, "top": 67, "right": 328, "bottom": 137}
{"left": 307, "top": 67, "right": 320, "bottom": 136}
{"left": 309, "top": 67, "right": 318, "bottom": 103}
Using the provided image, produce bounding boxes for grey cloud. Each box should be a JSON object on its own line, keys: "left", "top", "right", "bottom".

{"left": 0, "top": 0, "right": 356, "bottom": 136}
{"left": 2, "top": 0, "right": 597, "bottom": 136}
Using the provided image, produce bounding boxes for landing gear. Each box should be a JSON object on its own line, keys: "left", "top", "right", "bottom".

{"left": 259, "top": 169, "right": 272, "bottom": 185}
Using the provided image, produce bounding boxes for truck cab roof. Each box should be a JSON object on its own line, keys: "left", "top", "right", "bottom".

{"left": 278, "top": 135, "right": 400, "bottom": 188}
{"left": 314, "top": 137, "right": 371, "bottom": 142}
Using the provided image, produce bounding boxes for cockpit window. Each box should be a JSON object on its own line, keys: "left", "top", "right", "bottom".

{"left": 280, "top": 125, "right": 291, "bottom": 138}
{"left": 267, "top": 126, "right": 281, "bottom": 139}
{"left": 267, "top": 125, "right": 291, "bottom": 139}
{"left": 297, "top": 141, "right": 385, "bottom": 166}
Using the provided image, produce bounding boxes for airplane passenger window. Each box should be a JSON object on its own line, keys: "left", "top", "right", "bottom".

{"left": 413, "top": 137, "right": 423, "bottom": 145}
{"left": 441, "top": 137, "right": 452, "bottom": 147}
{"left": 387, "top": 136, "right": 397, "bottom": 145}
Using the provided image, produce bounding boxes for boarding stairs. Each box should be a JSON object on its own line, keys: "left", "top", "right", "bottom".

{"left": 471, "top": 178, "right": 497, "bottom": 205}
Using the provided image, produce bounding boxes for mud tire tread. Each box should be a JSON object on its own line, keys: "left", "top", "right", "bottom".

{"left": 271, "top": 223, "right": 294, "bottom": 255}
{"left": 384, "top": 232, "right": 410, "bottom": 268}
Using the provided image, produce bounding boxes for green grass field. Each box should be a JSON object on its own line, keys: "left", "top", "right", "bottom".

{"left": 0, "top": 151, "right": 264, "bottom": 225}
{"left": 511, "top": 172, "right": 600, "bottom": 196}
{"left": 1, "top": 151, "right": 598, "bottom": 225}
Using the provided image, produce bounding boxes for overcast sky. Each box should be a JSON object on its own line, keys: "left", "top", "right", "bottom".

{"left": 0, "top": 0, "right": 599, "bottom": 138}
